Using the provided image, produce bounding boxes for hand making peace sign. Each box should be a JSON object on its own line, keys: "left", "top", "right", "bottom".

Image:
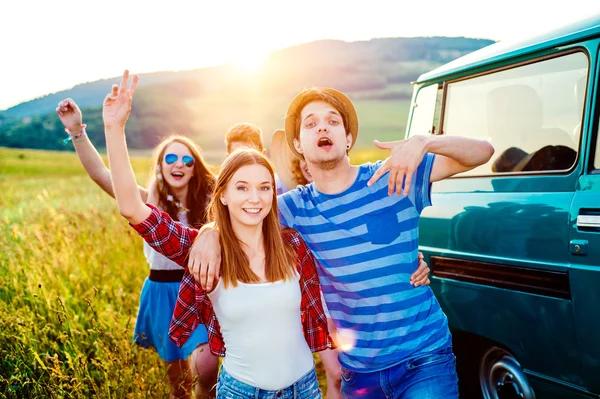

{"left": 103, "top": 70, "right": 139, "bottom": 129}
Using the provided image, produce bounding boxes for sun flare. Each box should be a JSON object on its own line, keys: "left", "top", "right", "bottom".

{"left": 232, "top": 51, "right": 267, "bottom": 72}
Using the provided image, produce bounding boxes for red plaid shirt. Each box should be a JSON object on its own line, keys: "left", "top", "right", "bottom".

{"left": 132, "top": 204, "right": 335, "bottom": 357}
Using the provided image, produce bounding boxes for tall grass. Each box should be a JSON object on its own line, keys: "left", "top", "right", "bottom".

{"left": 1, "top": 148, "right": 174, "bottom": 398}
{"left": 1, "top": 146, "right": 386, "bottom": 398}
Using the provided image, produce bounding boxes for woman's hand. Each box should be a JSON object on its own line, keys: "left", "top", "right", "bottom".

{"left": 56, "top": 98, "right": 83, "bottom": 134}
{"left": 103, "top": 70, "right": 138, "bottom": 129}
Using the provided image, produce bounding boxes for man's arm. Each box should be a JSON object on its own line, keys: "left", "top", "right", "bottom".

{"left": 368, "top": 135, "right": 494, "bottom": 194}
{"left": 188, "top": 223, "right": 221, "bottom": 292}
{"left": 188, "top": 187, "right": 434, "bottom": 293}
{"left": 426, "top": 135, "right": 494, "bottom": 182}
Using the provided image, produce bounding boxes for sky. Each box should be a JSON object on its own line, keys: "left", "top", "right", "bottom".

{"left": 2, "top": 0, "right": 599, "bottom": 110}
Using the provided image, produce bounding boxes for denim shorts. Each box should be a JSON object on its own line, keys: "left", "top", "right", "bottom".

{"left": 216, "top": 366, "right": 322, "bottom": 399}
{"left": 340, "top": 347, "right": 459, "bottom": 399}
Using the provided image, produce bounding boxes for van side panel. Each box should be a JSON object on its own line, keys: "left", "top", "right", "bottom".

{"left": 421, "top": 186, "right": 585, "bottom": 387}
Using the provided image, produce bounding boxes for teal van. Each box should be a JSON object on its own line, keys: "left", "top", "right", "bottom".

{"left": 407, "top": 15, "right": 600, "bottom": 399}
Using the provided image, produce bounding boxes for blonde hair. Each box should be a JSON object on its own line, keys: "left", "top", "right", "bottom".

{"left": 290, "top": 157, "right": 310, "bottom": 186}
{"left": 209, "top": 148, "right": 295, "bottom": 287}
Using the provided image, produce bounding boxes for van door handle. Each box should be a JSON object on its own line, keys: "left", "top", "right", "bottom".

{"left": 576, "top": 215, "right": 600, "bottom": 228}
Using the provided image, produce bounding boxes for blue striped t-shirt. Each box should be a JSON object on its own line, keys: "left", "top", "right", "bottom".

{"left": 278, "top": 154, "right": 451, "bottom": 371}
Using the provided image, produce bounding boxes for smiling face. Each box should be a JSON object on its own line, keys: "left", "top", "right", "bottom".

{"left": 294, "top": 101, "right": 352, "bottom": 170}
{"left": 221, "top": 164, "right": 274, "bottom": 229}
{"left": 160, "top": 142, "right": 195, "bottom": 189}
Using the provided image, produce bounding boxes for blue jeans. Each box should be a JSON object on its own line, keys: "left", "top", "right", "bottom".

{"left": 340, "top": 348, "right": 459, "bottom": 399}
{"left": 216, "top": 366, "right": 322, "bottom": 399}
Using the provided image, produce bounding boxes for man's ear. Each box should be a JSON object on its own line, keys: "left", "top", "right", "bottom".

{"left": 346, "top": 133, "right": 353, "bottom": 150}
{"left": 293, "top": 137, "right": 304, "bottom": 154}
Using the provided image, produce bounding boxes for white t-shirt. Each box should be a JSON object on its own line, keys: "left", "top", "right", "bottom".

{"left": 208, "top": 274, "right": 314, "bottom": 389}
{"left": 143, "top": 211, "right": 188, "bottom": 270}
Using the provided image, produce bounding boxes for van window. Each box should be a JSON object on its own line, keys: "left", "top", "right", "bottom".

{"left": 442, "top": 52, "right": 588, "bottom": 176}
{"left": 408, "top": 84, "right": 438, "bottom": 136}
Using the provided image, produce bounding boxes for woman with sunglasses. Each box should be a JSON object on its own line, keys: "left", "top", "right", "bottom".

{"left": 57, "top": 97, "right": 219, "bottom": 398}
{"left": 104, "top": 71, "right": 332, "bottom": 398}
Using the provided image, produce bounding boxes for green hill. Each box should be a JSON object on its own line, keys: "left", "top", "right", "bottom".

{"left": 0, "top": 36, "right": 494, "bottom": 154}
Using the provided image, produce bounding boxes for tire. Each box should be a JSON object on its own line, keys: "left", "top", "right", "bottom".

{"left": 479, "top": 346, "right": 536, "bottom": 399}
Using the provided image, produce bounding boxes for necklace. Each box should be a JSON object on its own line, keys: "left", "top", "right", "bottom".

{"left": 166, "top": 194, "right": 189, "bottom": 213}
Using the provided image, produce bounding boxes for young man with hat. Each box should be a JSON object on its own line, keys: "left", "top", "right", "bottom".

{"left": 189, "top": 87, "right": 494, "bottom": 398}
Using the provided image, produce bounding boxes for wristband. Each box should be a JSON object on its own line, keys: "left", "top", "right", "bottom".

{"left": 64, "top": 124, "right": 87, "bottom": 144}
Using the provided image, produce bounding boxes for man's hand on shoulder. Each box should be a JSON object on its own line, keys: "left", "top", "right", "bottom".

{"left": 189, "top": 224, "right": 222, "bottom": 291}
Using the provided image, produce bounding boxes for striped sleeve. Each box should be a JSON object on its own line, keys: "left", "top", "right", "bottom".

{"left": 278, "top": 191, "right": 296, "bottom": 228}
{"left": 408, "top": 153, "right": 436, "bottom": 213}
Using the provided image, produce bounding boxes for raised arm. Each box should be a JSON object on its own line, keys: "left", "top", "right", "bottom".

{"left": 131, "top": 204, "right": 199, "bottom": 267}
{"left": 102, "top": 70, "right": 150, "bottom": 225}
{"left": 368, "top": 135, "right": 494, "bottom": 195}
{"left": 424, "top": 135, "right": 495, "bottom": 182}
{"left": 57, "top": 98, "right": 148, "bottom": 201}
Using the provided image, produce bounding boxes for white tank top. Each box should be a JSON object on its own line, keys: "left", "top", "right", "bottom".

{"left": 143, "top": 211, "right": 189, "bottom": 271}
{"left": 208, "top": 273, "right": 314, "bottom": 390}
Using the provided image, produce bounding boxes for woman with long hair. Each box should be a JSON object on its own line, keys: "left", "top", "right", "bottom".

{"left": 57, "top": 95, "right": 219, "bottom": 398}
{"left": 105, "top": 71, "right": 331, "bottom": 398}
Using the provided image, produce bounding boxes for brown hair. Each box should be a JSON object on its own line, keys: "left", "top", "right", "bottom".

{"left": 290, "top": 157, "right": 310, "bottom": 186}
{"left": 209, "top": 148, "right": 295, "bottom": 287}
{"left": 224, "top": 123, "right": 264, "bottom": 154}
{"left": 152, "top": 136, "right": 216, "bottom": 228}
{"left": 291, "top": 88, "right": 350, "bottom": 140}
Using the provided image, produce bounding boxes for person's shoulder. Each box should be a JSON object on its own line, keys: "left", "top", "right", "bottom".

{"left": 354, "top": 161, "right": 386, "bottom": 191}
{"left": 279, "top": 183, "right": 313, "bottom": 203}
{"left": 360, "top": 160, "right": 385, "bottom": 177}
{"left": 281, "top": 227, "right": 304, "bottom": 246}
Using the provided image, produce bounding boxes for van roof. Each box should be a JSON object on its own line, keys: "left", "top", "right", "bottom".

{"left": 417, "top": 14, "right": 600, "bottom": 83}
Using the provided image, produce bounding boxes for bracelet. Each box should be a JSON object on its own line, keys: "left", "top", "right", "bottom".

{"left": 72, "top": 134, "right": 87, "bottom": 143}
{"left": 63, "top": 124, "right": 87, "bottom": 144}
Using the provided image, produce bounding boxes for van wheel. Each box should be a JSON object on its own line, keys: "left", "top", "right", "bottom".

{"left": 479, "top": 347, "right": 535, "bottom": 399}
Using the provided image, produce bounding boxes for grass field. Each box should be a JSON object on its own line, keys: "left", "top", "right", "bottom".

{"left": 0, "top": 145, "right": 386, "bottom": 398}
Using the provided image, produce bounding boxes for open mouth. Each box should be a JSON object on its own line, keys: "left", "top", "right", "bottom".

{"left": 171, "top": 172, "right": 184, "bottom": 180}
{"left": 317, "top": 137, "right": 333, "bottom": 148}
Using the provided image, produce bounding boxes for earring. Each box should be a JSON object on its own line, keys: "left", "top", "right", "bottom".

{"left": 220, "top": 198, "right": 227, "bottom": 205}
{"left": 346, "top": 144, "right": 351, "bottom": 149}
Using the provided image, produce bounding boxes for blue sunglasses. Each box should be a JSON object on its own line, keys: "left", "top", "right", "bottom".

{"left": 165, "top": 153, "right": 195, "bottom": 167}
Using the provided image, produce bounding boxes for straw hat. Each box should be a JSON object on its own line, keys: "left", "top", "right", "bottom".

{"left": 284, "top": 88, "right": 359, "bottom": 160}
{"left": 270, "top": 129, "right": 297, "bottom": 190}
